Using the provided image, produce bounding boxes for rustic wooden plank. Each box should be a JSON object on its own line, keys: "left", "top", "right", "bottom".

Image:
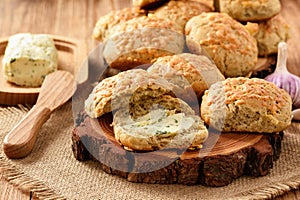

{"left": 281, "top": 0, "right": 300, "bottom": 76}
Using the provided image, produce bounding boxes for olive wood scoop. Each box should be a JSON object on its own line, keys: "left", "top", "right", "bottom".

{"left": 3, "top": 70, "right": 77, "bottom": 159}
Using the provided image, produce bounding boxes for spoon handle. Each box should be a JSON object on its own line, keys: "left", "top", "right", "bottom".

{"left": 3, "top": 105, "right": 51, "bottom": 159}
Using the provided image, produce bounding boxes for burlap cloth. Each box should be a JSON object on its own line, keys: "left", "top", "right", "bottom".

{"left": 0, "top": 102, "right": 300, "bottom": 200}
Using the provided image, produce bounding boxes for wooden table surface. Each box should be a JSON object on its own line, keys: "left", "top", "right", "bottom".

{"left": 0, "top": 0, "right": 299, "bottom": 199}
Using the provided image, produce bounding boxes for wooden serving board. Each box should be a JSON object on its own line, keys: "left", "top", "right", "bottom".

{"left": 0, "top": 35, "right": 81, "bottom": 105}
{"left": 72, "top": 112, "right": 283, "bottom": 187}
{"left": 69, "top": 0, "right": 296, "bottom": 188}
{"left": 70, "top": 35, "right": 280, "bottom": 188}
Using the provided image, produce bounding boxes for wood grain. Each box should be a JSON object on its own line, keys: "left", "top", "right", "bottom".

{"left": 3, "top": 71, "right": 76, "bottom": 159}
{"left": 73, "top": 112, "right": 283, "bottom": 186}
{"left": 3, "top": 105, "right": 51, "bottom": 158}
{"left": 0, "top": 0, "right": 299, "bottom": 199}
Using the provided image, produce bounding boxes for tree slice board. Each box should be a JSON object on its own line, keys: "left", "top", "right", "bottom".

{"left": 72, "top": 112, "right": 283, "bottom": 187}
{"left": 0, "top": 35, "right": 82, "bottom": 106}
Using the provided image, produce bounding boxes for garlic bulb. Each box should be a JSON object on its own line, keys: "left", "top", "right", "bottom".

{"left": 265, "top": 42, "right": 300, "bottom": 108}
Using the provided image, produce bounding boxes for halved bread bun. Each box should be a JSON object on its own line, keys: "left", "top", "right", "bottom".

{"left": 85, "top": 69, "right": 174, "bottom": 118}
{"left": 113, "top": 95, "right": 208, "bottom": 151}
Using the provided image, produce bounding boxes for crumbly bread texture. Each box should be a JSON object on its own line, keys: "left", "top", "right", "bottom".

{"left": 2, "top": 33, "right": 58, "bottom": 87}
{"left": 185, "top": 12, "right": 258, "bottom": 77}
{"left": 147, "top": 53, "right": 225, "bottom": 102}
{"left": 103, "top": 16, "right": 184, "bottom": 70}
{"left": 152, "top": 0, "right": 212, "bottom": 31}
{"left": 84, "top": 71, "right": 125, "bottom": 118}
{"left": 219, "top": 0, "right": 281, "bottom": 21}
{"left": 85, "top": 69, "right": 174, "bottom": 118}
{"left": 201, "top": 77, "right": 292, "bottom": 133}
{"left": 254, "top": 14, "right": 290, "bottom": 56}
{"left": 113, "top": 95, "right": 208, "bottom": 151}
{"left": 92, "top": 7, "right": 146, "bottom": 42}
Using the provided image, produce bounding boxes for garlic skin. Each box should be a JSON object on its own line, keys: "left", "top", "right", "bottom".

{"left": 265, "top": 42, "right": 300, "bottom": 108}
{"left": 292, "top": 109, "right": 300, "bottom": 121}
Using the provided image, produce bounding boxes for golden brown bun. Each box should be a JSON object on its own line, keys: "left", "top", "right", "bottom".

{"left": 219, "top": 0, "right": 281, "bottom": 21}
{"left": 85, "top": 69, "right": 174, "bottom": 118}
{"left": 92, "top": 7, "right": 146, "bottom": 42}
{"left": 201, "top": 77, "right": 292, "bottom": 133}
{"left": 254, "top": 15, "right": 290, "bottom": 56}
{"left": 185, "top": 12, "right": 258, "bottom": 77}
{"left": 103, "top": 16, "right": 184, "bottom": 70}
{"left": 152, "top": 0, "right": 212, "bottom": 31}
{"left": 147, "top": 53, "right": 225, "bottom": 102}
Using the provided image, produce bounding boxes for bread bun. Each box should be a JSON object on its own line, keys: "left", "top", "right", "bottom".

{"left": 147, "top": 53, "right": 225, "bottom": 102}
{"left": 219, "top": 0, "right": 281, "bottom": 21}
{"left": 85, "top": 69, "right": 174, "bottom": 118}
{"left": 153, "top": 0, "right": 212, "bottom": 31}
{"left": 201, "top": 77, "right": 292, "bottom": 133}
{"left": 254, "top": 14, "right": 290, "bottom": 56}
{"left": 185, "top": 12, "right": 258, "bottom": 77}
{"left": 92, "top": 7, "right": 146, "bottom": 42}
{"left": 113, "top": 95, "right": 208, "bottom": 151}
{"left": 103, "top": 16, "right": 184, "bottom": 70}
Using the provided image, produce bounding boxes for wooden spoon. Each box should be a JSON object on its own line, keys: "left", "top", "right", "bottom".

{"left": 3, "top": 70, "right": 77, "bottom": 159}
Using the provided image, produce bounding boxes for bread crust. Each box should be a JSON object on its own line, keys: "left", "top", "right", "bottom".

{"left": 220, "top": 0, "right": 281, "bottom": 21}
{"left": 147, "top": 53, "right": 225, "bottom": 101}
{"left": 185, "top": 12, "right": 258, "bottom": 77}
{"left": 84, "top": 72, "right": 126, "bottom": 118}
{"left": 103, "top": 16, "right": 184, "bottom": 70}
{"left": 201, "top": 77, "right": 292, "bottom": 133}
{"left": 85, "top": 69, "right": 174, "bottom": 118}
{"left": 152, "top": 0, "right": 212, "bottom": 31}
{"left": 254, "top": 15, "right": 290, "bottom": 56}
{"left": 92, "top": 7, "right": 146, "bottom": 42}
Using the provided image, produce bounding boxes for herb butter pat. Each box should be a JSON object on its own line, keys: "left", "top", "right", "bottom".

{"left": 2, "top": 33, "right": 58, "bottom": 87}
{"left": 121, "top": 109, "right": 195, "bottom": 137}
